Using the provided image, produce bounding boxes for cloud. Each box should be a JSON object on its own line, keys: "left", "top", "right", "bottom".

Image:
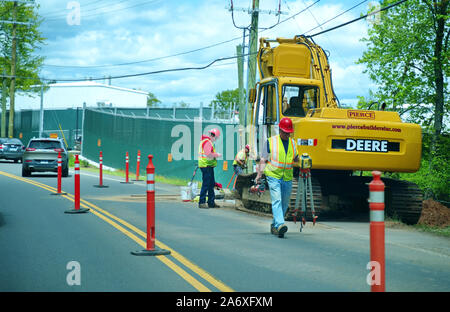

{"left": 35, "top": 0, "right": 374, "bottom": 107}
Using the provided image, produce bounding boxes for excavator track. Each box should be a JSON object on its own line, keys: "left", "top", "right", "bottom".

{"left": 234, "top": 172, "right": 423, "bottom": 225}
{"left": 384, "top": 178, "right": 423, "bottom": 225}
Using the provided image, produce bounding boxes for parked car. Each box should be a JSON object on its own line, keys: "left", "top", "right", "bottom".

{"left": 22, "top": 138, "right": 69, "bottom": 177}
{"left": 0, "top": 138, "right": 8, "bottom": 159}
{"left": 0, "top": 138, "right": 25, "bottom": 162}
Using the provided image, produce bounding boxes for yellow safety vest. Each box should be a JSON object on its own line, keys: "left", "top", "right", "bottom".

{"left": 198, "top": 138, "right": 217, "bottom": 168}
{"left": 233, "top": 150, "right": 247, "bottom": 167}
{"left": 264, "top": 135, "right": 297, "bottom": 181}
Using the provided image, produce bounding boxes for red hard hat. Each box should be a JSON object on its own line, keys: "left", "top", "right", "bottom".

{"left": 245, "top": 144, "right": 250, "bottom": 151}
{"left": 209, "top": 128, "right": 221, "bottom": 138}
{"left": 279, "top": 117, "right": 294, "bottom": 133}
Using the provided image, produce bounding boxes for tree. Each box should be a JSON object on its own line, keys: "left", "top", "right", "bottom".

{"left": 147, "top": 92, "right": 161, "bottom": 107}
{"left": 209, "top": 88, "right": 239, "bottom": 118}
{"left": 357, "top": 0, "right": 449, "bottom": 144}
{"left": 0, "top": 1, "right": 45, "bottom": 137}
{"left": 357, "top": 0, "right": 449, "bottom": 199}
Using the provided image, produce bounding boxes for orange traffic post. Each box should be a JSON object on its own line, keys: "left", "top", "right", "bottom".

{"left": 368, "top": 171, "right": 385, "bottom": 292}
{"left": 94, "top": 151, "right": 108, "bottom": 188}
{"left": 51, "top": 151, "right": 67, "bottom": 195}
{"left": 65, "top": 154, "right": 89, "bottom": 214}
{"left": 131, "top": 155, "right": 170, "bottom": 256}
{"left": 120, "top": 151, "right": 133, "bottom": 184}
{"left": 134, "top": 150, "right": 141, "bottom": 181}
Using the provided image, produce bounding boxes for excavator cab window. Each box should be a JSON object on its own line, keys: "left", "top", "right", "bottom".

{"left": 281, "top": 85, "right": 319, "bottom": 117}
{"left": 254, "top": 82, "right": 279, "bottom": 157}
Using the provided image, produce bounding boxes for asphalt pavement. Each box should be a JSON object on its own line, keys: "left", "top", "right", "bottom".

{"left": 0, "top": 160, "right": 449, "bottom": 292}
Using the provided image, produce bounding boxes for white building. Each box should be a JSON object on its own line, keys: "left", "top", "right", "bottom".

{"left": 14, "top": 81, "right": 148, "bottom": 110}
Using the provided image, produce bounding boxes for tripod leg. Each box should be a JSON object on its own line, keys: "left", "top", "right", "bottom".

{"left": 301, "top": 173, "right": 307, "bottom": 226}
{"left": 307, "top": 172, "right": 318, "bottom": 225}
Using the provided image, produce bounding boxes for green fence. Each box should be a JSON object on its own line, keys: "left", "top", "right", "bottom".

{"left": 0, "top": 108, "right": 83, "bottom": 148}
{"left": 82, "top": 108, "right": 242, "bottom": 186}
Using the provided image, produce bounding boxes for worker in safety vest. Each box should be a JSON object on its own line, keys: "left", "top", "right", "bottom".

{"left": 232, "top": 144, "right": 250, "bottom": 176}
{"left": 255, "top": 117, "right": 299, "bottom": 238}
{"left": 198, "top": 128, "right": 222, "bottom": 209}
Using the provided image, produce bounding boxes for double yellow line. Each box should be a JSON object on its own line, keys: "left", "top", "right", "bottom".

{"left": 0, "top": 170, "right": 234, "bottom": 292}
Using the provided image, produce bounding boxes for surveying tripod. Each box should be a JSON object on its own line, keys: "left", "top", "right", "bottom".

{"left": 293, "top": 153, "right": 318, "bottom": 232}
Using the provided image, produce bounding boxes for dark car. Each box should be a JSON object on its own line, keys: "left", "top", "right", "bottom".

{"left": 22, "top": 138, "right": 69, "bottom": 177}
{"left": 0, "top": 138, "right": 25, "bottom": 162}
{"left": 0, "top": 138, "right": 7, "bottom": 159}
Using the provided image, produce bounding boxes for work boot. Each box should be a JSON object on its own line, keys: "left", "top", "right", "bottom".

{"left": 208, "top": 203, "right": 220, "bottom": 208}
{"left": 198, "top": 203, "right": 209, "bottom": 209}
{"left": 277, "top": 224, "right": 288, "bottom": 238}
{"left": 270, "top": 225, "right": 278, "bottom": 235}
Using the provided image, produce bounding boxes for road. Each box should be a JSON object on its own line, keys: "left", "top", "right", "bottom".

{"left": 0, "top": 161, "right": 449, "bottom": 292}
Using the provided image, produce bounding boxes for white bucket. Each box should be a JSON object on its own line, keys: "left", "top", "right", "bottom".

{"left": 188, "top": 182, "right": 198, "bottom": 199}
{"left": 180, "top": 186, "right": 192, "bottom": 202}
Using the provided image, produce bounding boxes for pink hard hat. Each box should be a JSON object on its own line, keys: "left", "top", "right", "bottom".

{"left": 209, "top": 128, "right": 221, "bottom": 138}
{"left": 245, "top": 144, "right": 250, "bottom": 151}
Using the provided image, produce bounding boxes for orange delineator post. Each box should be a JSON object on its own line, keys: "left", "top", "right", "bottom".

{"left": 94, "top": 151, "right": 109, "bottom": 188}
{"left": 99, "top": 151, "right": 104, "bottom": 186}
{"left": 135, "top": 150, "right": 141, "bottom": 181}
{"left": 369, "top": 170, "right": 385, "bottom": 292}
{"left": 126, "top": 151, "right": 130, "bottom": 182}
{"left": 131, "top": 155, "right": 170, "bottom": 256}
{"left": 51, "top": 151, "right": 67, "bottom": 195}
{"left": 65, "top": 154, "right": 89, "bottom": 214}
{"left": 57, "top": 152, "right": 62, "bottom": 193}
{"left": 146, "top": 155, "right": 155, "bottom": 250}
{"left": 121, "top": 151, "right": 133, "bottom": 184}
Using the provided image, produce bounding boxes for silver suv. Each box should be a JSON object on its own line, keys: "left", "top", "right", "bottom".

{"left": 22, "top": 138, "right": 69, "bottom": 177}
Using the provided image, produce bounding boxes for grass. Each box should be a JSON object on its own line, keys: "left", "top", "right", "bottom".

{"left": 68, "top": 153, "right": 196, "bottom": 186}
{"left": 385, "top": 216, "right": 450, "bottom": 237}
{"left": 413, "top": 225, "right": 450, "bottom": 237}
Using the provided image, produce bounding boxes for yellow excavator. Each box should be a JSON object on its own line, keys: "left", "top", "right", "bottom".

{"left": 234, "top": 36, "right": 423, "bottom": 224}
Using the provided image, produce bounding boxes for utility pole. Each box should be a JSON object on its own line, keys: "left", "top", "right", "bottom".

{"left": 236, "top": 44, "right": 244, "bottom": 125}
{"left": 39, "top": 83, "right": 44, "bottom": 137}
{"left": 1, "top": 71, "right": 7, "bottom": 137}
{"left": 8, "top": 1, "right": 18, "bottom": 138}
{"left": 245, "top": 0, "right": 260, "bottom": 132}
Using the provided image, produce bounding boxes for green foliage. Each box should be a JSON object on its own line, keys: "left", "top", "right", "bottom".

{"left": 0, "top": 2, "right": 46, "bottom": 92}
{"left": 209, "top": 88, "right": 239, "bottom": 117}
{"left": 357, "top": 0, "right": 449, "bottom": 202}
{"left": 357, "top": 0, "right": 449, "bottom": 133}
{"left": 146, "top": 92, "right": 161, "bottom": 107}
{"left": 392, "top": 134, "right": 450, "bottom": 201}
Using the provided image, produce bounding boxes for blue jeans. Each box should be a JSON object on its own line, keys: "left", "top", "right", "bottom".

{"left": 199, "top": 167, "right": 215, "bottom": 206}
{"left": 267, "top": 176, "right": 292, "bottom": 228}
{"left": 233, "top": 165, "right": 243, "bottom": 175}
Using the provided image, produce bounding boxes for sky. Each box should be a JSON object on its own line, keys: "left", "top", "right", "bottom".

{"left": 34, "top": 0, "right": 379, "bottom": 108}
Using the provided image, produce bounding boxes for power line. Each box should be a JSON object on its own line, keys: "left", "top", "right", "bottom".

{"left": 42, "top": 34, "right": 249, "bottom": 69}
{"left": 38, "top": 0, "right": 406, "bottom": 81}
{"left": 302, "top": 0, "right": 369, "bottom": 35}
{"left": 41, "top": 0, "right": 318, "bottom": 69}
{"left": 3, "top": 52, "right": 259, "bottom": 82}
{"left": 309, "top": 0, "right": 407, "bottom": 37}
{"left": 44, "top": 0, "right": 159, "bottom": 21}
{"left": 43, "top": 0, "right": 133, "bottom": 19}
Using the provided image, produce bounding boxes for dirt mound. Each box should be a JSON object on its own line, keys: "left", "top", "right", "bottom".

{"left": 418, "top": 199, "right": 450, "bottom": 228}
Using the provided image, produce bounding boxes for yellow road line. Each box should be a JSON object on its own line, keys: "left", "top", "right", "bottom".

{"left": 0, "top": 170, "right": 233, "bottom": 292}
